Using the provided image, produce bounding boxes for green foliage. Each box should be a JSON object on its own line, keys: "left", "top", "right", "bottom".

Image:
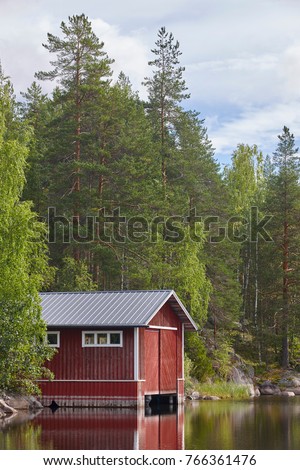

{"left": 185, "top": 332, "right": 214, "bottom": 381}
{"left": 143, "top": 26, "right": 190, "bottom": 197}
{"left": 223, "top": 129, "right": 300, "bottom": 370}
{"left": 224, "top": 144, "right": 264, "bottom": 213}
{"left": 126, "top": 226, "right": 211, "bottom": 326}
{"left": 35, "top": 13, "right": 114, "bottom": 220}
{"left": 0, "top": 70, "right": 54, "bottom": 394}
{"left": 35, "top": 14, "right": 114, "bottom": 89}
{"left": 261, "top": 127, "right": 300, "bottom": 367}
{"left": 183, "top": 353, "right": 195, "bottom": 394}
{"left": 55, "top": 256, "right": 97, "bottom": 291}
{"left": 224, "top": 144, "right": 266, "bottom": 366}
{"left": 19, "top": 81, "right": 52, "bottom": 212}
{"left": 212, "top": 338, "right": 235, "bottom": 379}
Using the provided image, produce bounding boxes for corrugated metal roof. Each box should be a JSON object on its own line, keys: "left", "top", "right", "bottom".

{"left": 40, "top": 290, "right": 197, "bottom": 331}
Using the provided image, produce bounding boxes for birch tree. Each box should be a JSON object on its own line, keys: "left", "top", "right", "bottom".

{"left": 0, "top": 69, "right": 54, "bottom": 393}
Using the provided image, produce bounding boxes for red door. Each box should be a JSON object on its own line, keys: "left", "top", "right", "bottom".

{"left": 160, "top": 329, "right": 177, "bottom": 393}
{"left": 144, "top": 329, "right": 177, "bottom": 395}
{"left": 144, "top": 330, "right": 159, "bottom": 394}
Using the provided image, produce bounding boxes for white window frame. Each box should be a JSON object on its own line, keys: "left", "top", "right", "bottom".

{"left": 82, "top": 331, "right": 123, "bottom": 348}
{"left": 46, "top": 331, "right": 60, "bottom": 348}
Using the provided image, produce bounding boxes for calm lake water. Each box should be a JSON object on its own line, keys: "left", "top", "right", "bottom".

{"left": 1, "top": 397, "right": 300, "bottom": 450}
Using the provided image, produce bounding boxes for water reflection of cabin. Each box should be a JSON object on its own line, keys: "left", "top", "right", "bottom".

{"left": 39, "top": 290, "right": 197, "bottom": 408}
{"left": 34, "top": 407, "right": 185, "bottom": 450}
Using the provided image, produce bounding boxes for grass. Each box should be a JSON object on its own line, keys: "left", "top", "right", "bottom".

{"left": 195, "top": 381, "right": 251, "bottom": 399}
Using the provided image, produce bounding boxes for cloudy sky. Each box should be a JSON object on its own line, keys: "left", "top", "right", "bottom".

{"left": 1, "top": 0, "right": 300, "bottom": 164}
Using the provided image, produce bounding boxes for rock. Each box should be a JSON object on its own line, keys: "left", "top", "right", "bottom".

{"left": 5, "top": 396, "right": 30, "bottom": 410}
{"left": 230, "top": 366, "right": 253, "bottom": 385}
{"left": 254, "top": 386, "right": 261, "bottom": 397}
{"left": 229, "top": 364, "right": 256, "bottom": 397}
{"left": 286, "top": 388, "right": 300, "bottom": 395}
{"left": 247, "top": 384, "right": 256, "bottom": 397}
{"left": 278, "top": 373, "right": 300, "bottom": 388}
{"left": 259, "top": 381, "right": 281, "bottom": 396}
{"left": 0, "top": 399, "right": 17, "bottom": 415}
{"left": 278, "top": 378, "right": 293, "bottom": 388}
{"left": 27, "top": 397, "right": 43, "bottom": 410}
{"left": 186, "top": 392, "right": 205, "bottom": 401}
{"left": 203, "top": 395, "right": 221, "bottom": 401}
{"left": 281, "top": 391, "right": 295, "bottom": 397}
{"left": 0, "top": 395, "right": 43, "bottom": 412}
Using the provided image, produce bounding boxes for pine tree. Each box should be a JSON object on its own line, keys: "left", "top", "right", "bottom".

{"left": 263, "top": 127, "right": 300, "bottom": 368}
{"left": 143, "top": 27, "right": 230, "bottom": 375}
{"left": 35, "top": 14, "right": 114, "bottom": 255}
{"left": 81, "top": 75, "right": 160, "bottom": 288}
{"left": 143, "top": 26, "right": 190, "bottom": 198}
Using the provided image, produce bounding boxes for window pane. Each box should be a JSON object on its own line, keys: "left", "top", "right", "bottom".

{"left": 110, "top": 333, "right": 121, "bottom": 345}
{"left": 47, "top": 333, "right": 58, "bottom": 346}
{"left": 84, "top": 333, "right": 95, "bottom": 345}
{"left": 97, "top": 333, "right": 107, "bottom": 345}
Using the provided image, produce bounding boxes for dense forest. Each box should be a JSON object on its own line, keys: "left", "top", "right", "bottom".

{"left": 1, "top": 14, "right": 300, "bottom": 393}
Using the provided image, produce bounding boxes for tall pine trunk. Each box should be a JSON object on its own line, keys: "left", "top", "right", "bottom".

{"left": 282, "top": 219, "right": 289, "bottom": 368}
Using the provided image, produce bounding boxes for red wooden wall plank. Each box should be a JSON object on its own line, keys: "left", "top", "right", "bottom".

{"left": 45, "top": 328, "right": 134, "bottom": 381}
{"left": 149, "top": 304, "right": 181, "bottom": 328}
{"left": 39, "top": 380, "right": 138, "bottom": 397}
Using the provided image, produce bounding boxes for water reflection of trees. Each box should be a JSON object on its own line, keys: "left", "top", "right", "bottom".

{"left": 0, "top": 411, "right": 48, "bottom": 450}
{"left": 184, "top": 397, "right": 300, "bottom": 450}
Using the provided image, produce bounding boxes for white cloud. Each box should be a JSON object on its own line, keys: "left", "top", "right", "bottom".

{"left": 91, "top": 19, "right": 148, "bottom": 95}
{"left": 187, "top": 53, "right": 281, "bottom": 108}
{"left": 1, "top": 0, "right": 300, "bottom": 162}
{"left": 279, "top": 44, "right": 300, "bottom": 100}
{"left": 0, "top": 11, "right": 58, "bottom": 95}
{"left": 209, "top": 102, "right": 300, "bottom": 163}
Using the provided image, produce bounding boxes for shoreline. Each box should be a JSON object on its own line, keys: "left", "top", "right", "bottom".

{"left": 2, "top": 369, "right": 300, "bottom": 417}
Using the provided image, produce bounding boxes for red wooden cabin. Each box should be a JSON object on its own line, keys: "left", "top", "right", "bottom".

{"left": 39, "top": 290, "right": 197, "bottom": 408}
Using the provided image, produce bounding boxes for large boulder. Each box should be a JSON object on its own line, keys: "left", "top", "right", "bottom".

{"left": 229, "top": 365, "right": 256, "bottom": 396}
{"left": 203, "top": 395, "right": 221, "bottom": 401}
{"left": 281, "top": 391, "right": 295, "bottom": 397}
{"left": 285, "top": 388, "right": 300, "bottom": 395}
{"left": 27, "top": 397, "right": 43, "bottom": 409}
{"left": 0, "top": 399, "right": 17, "bottom": 415}
{"left": 191, "top": 391, "right": 201, "bottom": 400}
{"left": 4, "top": 396, "right": 30, "bottom": 410}
{"left": 4, "top": 395, "right": 43, "bottom": 410}
{"left": 259, "top": 381, "right": 281, "bottom": 395}
{"left": 278, "top": 372, "right": 300, "bottom": 389}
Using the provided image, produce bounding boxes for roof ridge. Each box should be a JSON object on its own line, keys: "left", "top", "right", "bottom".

{"left": 40, "top": 290, "right": 174, "bottom": 295}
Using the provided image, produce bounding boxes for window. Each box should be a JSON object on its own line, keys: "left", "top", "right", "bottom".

{"left": 46, "top": 331, "right": 60, "bottom": 347}
{"left": 84, "top": 333, "right": 95, "bottom": 345}
{"left": 82, "top": 331, "right": 123, "bottom": 347}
